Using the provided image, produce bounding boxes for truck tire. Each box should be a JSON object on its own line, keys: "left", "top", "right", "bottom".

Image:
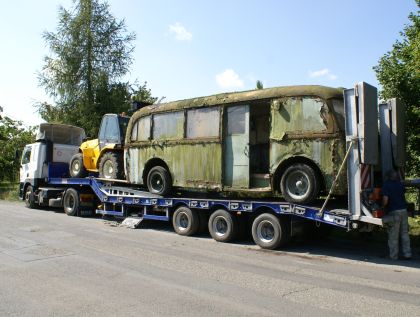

{"left": 69, "top": 153, "right": 88, "bottom": 178}
{"left": 280, "top": 163, "right": 319, "bottom": 204}
{"left": 208, "top": 209, "right": 238, "bottom": 242}
{"left": 63, "top": 188, "right": 80, "bottom": 216}
{"left": 172, "top": 206, "right": 199, "bottom": 236}
{"left": 24, "top": 185, "right": 36, "bottom": 209}
{"left": 252, "top": 213, "right": 290, "bottom": 249}
{"left": 147, "top": 166, "right": 172, "bottom": 196}
{"left": 98, "top": 152, "right": 124, "bottom": 180}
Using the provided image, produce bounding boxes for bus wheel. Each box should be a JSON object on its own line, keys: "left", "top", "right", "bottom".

{"left": 208, "top": 209, "right": 238, "bottom": 242}
{"left": 99, "top": 152, "right": 123, "bottom": 179}
{"left": 69, "top": 153, "right": 87, "bottom": 178}
{"left": 63, "top": 188, "right": 80, "bottom": 216}
{"left": 147, "top": 166, "right": 172, "bottom": 196}
{"left": 280, "top": 163, "right": 319, "bottom": 204}
{"left": 24, "top": 185, "right": 36, "bottom": 209}
{"left": 252, "top": 213, "right": 290, "bottom": 249}
{"left": 172, "top": 206, "right": 199, "bottom": 236}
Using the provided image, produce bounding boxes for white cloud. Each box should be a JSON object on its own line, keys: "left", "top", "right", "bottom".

{"left": 216, "top": 69, "right": 244, "bottom": 89}
{"left": 168, "top": 22, "right": 192, "bottom": 41}
{"left": 308, "top": 68, "right": 337, "bottom": 80}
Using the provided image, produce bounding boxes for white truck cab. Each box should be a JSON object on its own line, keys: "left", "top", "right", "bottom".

{"left": 19, "top": 123, "right": 85, "bottom": 206}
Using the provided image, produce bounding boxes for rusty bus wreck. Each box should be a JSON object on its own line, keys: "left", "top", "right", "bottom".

{"left": 124, "top": 85, "right": 347, "bottom": 204}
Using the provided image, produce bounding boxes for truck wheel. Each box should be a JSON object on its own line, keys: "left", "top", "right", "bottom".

{"left": 280, "top": 163, "right": 319, "bottom": 204}
{"left": 63, "top": 188, "right": 80, "bottom": 216}
{"left": 252, "top": 213, "right": 290, "bottom": 249}
{"left": 24, "top": 185, "right": 36, "bottom": 209}
{"left": 99, "top": 152, "right": 124, "bottom": 180}
{"left": 172, "top": 206, "right": 199, "bottom": 236}
{"left": 69, "top": 153, "right": 88, "bottom": 178}
{"left": 208, "top": 209, "right": 238, "bottom": 242}
{"left": 147, "top": 166, "right": 172, "bottom": 196}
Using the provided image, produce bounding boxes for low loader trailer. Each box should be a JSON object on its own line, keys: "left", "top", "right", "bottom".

{"left": 18, "top": 82, "right": 409, "bottom": 249}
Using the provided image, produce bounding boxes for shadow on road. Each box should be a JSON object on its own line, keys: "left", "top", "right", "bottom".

{"left": 27, "top": 206, "right": 420, "bottom": 268}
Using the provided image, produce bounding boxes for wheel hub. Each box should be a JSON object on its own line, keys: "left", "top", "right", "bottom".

{"left": 72, "top": 161, "right": 80, "bottom": 172}
{"left": 286, "top": 171, "right": 309, "bottom": 198}
{"left": 257, "top": 220, "right": 275, "bottom": 243}
{"left": 214, "top": 216, "right": 228, "bottom": 236}
{"left": 103, "top": 160, "right": 114, "bottom": 179}
{"left": 151, "top": 174, "right": 164, "bottom": 191}
{"left": 176, "top": 212, "right": 189, "bottom": 230}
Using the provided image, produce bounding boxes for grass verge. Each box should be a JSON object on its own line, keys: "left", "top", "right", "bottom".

{"left": 0, "top": 183, "right": 20, "bottom": 201}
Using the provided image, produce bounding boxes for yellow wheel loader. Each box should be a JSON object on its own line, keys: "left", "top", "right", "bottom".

{"left": 69, "top": 114, "right": 129, "bottom": 179}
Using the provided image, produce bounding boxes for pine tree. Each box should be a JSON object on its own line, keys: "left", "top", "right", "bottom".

{"left": 38, "top": 0, "right": 137, "bottom": 136}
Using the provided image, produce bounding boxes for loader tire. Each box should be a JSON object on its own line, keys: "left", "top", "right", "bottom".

{"left": 69, "top": 153, "right": 88, "bottom": 178}
{"left": 98, "top": 152, "right": 124, "bottom": 180}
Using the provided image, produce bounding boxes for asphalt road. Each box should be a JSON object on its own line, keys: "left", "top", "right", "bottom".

{"left": 0, "top": 201, "right": 419, "bottom": 317}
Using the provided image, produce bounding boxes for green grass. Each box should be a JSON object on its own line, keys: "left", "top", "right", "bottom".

{"left": 0, "top": 183, "right": 20, "bottom": 201}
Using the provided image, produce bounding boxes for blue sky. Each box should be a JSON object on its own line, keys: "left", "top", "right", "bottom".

{"left": 0, "top": 0, "right": 417, "bottom": 126}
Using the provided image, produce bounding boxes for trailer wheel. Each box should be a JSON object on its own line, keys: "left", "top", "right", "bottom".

{"left": 99, "top": 152, "right": 124, "bottom": 180}
{"left": 24, "top": 185, "right": 36, "bottom": 209}
{"left": 63, "top": 188, "right": 80, "bottom": 216}
{"left": 147, "top": 166, "right": 172, "bottom": 196}
{"left": 280, "top": 163, "right": 319, "bottom": 204}
{"left": 208, "top": 209, "right": 238, "bottom": 242}
{"left": 69, "top": 153, "right": 87, "bottom": 178}
{"left": 172, "top": 206, "right": 199, "bottom": 236}
{"left": 252, "top": 214, "right": 290, "bottom": 249}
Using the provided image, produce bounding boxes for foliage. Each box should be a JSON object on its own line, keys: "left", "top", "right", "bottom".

{"left": 256, "top": 80, "right": 264, "bottom": 90}
{"left": 37, "top": 0, "right": 155, "bottom": 137}
{"left": 0, "top": 117, "right": 35, "bottom": 182}
{"left": 373, "top": 1, "right": 420, "bottom": 177}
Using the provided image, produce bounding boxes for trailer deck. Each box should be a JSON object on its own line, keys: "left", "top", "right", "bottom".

{"left": 48, "top": 177, "right": 351, "bottom": 229}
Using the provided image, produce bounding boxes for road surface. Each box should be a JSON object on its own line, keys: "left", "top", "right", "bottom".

{"left": 0, "top": 201, "right": 419, "bottom": 316}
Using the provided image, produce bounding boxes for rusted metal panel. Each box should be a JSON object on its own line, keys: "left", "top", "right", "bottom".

{"left": 127, "top": 142, "right": 222, "bottom": 190}
{"left": 126, "top": 85, "right": 344, "bottom": 141}
{"left": 270, "top": 97, "right": 331, "bottom": 140}
{"left": 270, "top": 138, "right": 347, "bottom": 195}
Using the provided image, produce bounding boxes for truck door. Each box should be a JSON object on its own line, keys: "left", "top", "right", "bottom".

{"left": 224, "top": 105, "right": 250, "bottom": 188}
{"left": 20, "top": 145, "right": 33, "bottom": 183}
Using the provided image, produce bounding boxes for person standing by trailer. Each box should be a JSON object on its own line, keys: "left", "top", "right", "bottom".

{"left": 382, "top": 170, "right": 412, "bottom": 260}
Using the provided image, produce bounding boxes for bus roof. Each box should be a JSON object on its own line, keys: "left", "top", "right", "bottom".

{"left": 132, "top": 85, "right": 344, "bottom": 119}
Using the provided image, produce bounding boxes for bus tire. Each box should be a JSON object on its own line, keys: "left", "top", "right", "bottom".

{"left": 98, "top": 152, "right": 124, "bottom": 180}
{"left": 208, "top": 209, "right": 238, "bottom": 243}
{"left": 172, "top": 206, "right": 199, "bottom": 236}
{"left": 69, "top": 153, "right": 88, "bottom": 178}
{"left": 63, "top": 188, "right": 80, "bottom": 216}
{"left": 24, "top": 185, "right": 36, "bottom": 209}
{"left": 147, "top": 166, "right": 172, "bottom": 196}
{"left": 280, "top": 163, "right": 319, "bottom": 204}
{"left": 252, "top": 213, "right": 290, "bottom": 249}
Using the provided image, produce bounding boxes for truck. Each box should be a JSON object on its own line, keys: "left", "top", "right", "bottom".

{"left": 18, "top": 82, "right": 407, "bottom": 249}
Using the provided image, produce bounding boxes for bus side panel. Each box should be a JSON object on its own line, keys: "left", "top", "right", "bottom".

{"left": 129, "top": 142, "right": 223, "bottom": 190}
{"left": 270, "top": 138, "right": 347, "bottom": 195}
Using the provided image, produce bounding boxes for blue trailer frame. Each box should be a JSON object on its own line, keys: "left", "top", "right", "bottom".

{"left": 47, "top": 177, "right": 351, "bottom": 229}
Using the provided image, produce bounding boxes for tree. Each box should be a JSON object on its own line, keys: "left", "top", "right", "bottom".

{"left": 37, "top": 0, "right": 138, "bottom": 137}
{"left": 256, "top": 80, "right": 264, "bottom": 90}
{"left": 373, "top": 1, "right": 420, "bottom": 177}
{"left": 0, "top": 117, "right": 35, "bottom": 182}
